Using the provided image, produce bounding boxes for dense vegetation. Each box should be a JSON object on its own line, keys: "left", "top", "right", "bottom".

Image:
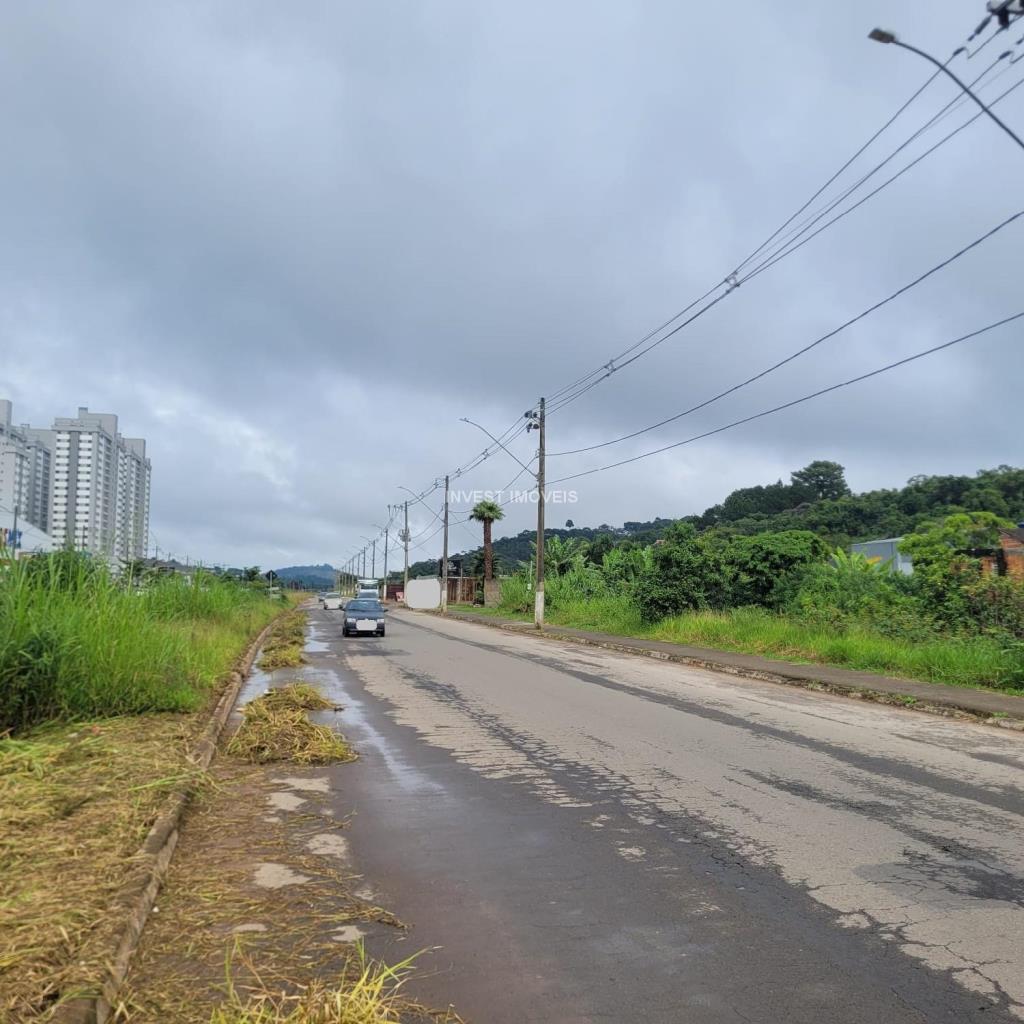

{"left": 0, "top": 550, "right": 285, "bottom": 732}
{"left": 413, "top": 462, "right": 1024, "bottom": 578}
{"left": 486, "top": 494, "right": 1024, "bottom": 692}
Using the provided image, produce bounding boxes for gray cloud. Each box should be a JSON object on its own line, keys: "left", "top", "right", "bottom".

{"left": 1, "top": 0, "right": 1021, "bottom": 567}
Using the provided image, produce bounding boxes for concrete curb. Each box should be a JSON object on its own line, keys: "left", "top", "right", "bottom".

{"left": 413, "top": 608, "right": 1024, "bottom": 732}
{"left": 52, "top": 612, "right": 283, "bottom": 1024}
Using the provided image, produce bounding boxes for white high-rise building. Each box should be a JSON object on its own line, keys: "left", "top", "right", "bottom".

{"left": 23, "top": 428, "right": 55, "bottom": 532}
{"left": 0, "top": 399, "right": 53, "bottom": 533}
{"left": 50, "top": 407, "right": 151, "bottom": 560}
{"left": 0, "top": 400, "right": 28, "bottom": 519}
{"left": 116, "top": 436, "right": 151, "bottom": 561}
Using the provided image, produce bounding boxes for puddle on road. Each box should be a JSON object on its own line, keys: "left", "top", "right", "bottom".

{"left": 311, "top": 660, "right": 446, "bottom": 798}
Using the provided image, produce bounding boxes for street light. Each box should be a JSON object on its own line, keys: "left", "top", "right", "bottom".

{"left": 459, "top": 417, "right": 534, "bottom": 475}
{"left": 868, "top": 28, "right": 1024, "bottom": 153}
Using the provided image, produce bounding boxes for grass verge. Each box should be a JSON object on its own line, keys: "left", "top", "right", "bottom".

{"left": 120, "top": 752, "right": 454, "bottom": 1023}
{"left": 450, "top": 599, "right": 1024, "bottom": 694}
{"left": 0, "top": 594, "right": 302, "bottom": 1018}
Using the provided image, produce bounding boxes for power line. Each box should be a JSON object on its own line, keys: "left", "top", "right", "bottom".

{"left": 549, "top": 207, "right": 1024, "bottom": 457}
{"left": 540, "top": 54, "right": 962, "bottom": 414}
{"left": 546, "top": 311, "right": 1023, "bottom": 486}
{"left": 542, "top": 38, "right": 1024, "bottom": 419}
{"left": 739, "top": 52, "right": 1015, "bottom": 280}
{"left": 742, "top": 71, "right": 1024, "bottom": 286}
{"left": 563, "top": 67, "right": 1024, "bottom": 408}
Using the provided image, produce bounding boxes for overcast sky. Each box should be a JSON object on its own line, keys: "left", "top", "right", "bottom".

{"left": 1, "top": 1, "right": 1021, "bottom": 570}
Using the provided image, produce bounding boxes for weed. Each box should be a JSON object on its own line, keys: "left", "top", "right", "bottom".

{"left": 210, "top": 944, "right": 437, "bottom": 1024}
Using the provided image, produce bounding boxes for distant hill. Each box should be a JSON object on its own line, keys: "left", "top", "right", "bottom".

{"left": 272, "top": 563, "right": 337, "bottom": 588}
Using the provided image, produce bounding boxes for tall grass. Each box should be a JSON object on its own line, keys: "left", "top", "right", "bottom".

{"left": 0, "top": 552, "right": 283, "bottom": 732}
{"left": 494, "top": 577, "right": 1024, "bottom": 692}
{"left": 646, "top": 607, "right": 1024, "bottom": 692}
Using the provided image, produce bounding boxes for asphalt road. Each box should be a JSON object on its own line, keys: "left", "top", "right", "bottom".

{"left": 306, "top": 606, "right": 1024, "bottom": 1023}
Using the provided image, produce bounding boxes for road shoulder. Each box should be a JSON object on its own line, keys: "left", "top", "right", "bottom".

{"left": 413, "top": 607, "right": 1024, "bottom": 728}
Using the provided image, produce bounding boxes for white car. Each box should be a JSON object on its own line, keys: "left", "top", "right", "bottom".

{"left": 321, "top": 591, "right": 344, "bottom": 610}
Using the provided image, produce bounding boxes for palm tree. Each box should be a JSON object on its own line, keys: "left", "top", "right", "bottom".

{"left": 469, "top": 500, "right": 505, "bottom": 581}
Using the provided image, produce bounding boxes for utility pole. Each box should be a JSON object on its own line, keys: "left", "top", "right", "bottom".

{"left": 534, "top": 398, "right": 546, "bottom": 628}
{"left": 441, "top": 474, "right": 450, "bottom": 612}
{"left": 382, "top": 525, "right": 389, "bottom": 600}
{"left": 402, "top": 500, "right": 410, "bottom": 605}
{"left": 362, "top": 547, "right": 366, "bottom": 576}
{"left": 371, "top": 538, "right": 376, "bottom": 578}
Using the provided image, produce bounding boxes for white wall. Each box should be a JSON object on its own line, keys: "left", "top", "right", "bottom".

{"left": 0, "top": 506, "right": 57, "bottom": 553}
{"left": 405, "top": 577, "right": 441, "bottom": 610}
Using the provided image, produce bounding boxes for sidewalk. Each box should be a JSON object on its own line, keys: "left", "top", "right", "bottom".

{"left": 429, "top": 608, "right": 1024, "bottom": 727}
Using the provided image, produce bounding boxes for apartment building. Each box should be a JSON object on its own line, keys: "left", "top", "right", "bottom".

{"left": 0, "top": 400, "right": 151, "bottom": 559}
{"left": 50, "top": 408, "right": 151, "bottom": 560}
{"left": 0, "top": 401, "right": 27, "bottom": 519}
{"left": 0, "top": 399, "right": 53, "bottom": 532}
{"left": 22, "top": 428, "right": 54, "bottom": 532}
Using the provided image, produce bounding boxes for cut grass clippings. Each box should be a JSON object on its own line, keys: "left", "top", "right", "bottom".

{"left": 258, "top": 612, "right": 308, "bottom": 672}
{"left": 228, "top": 687, "right": 355, "bottom": 766}
{"left": 258, "top": 683, "right": 339, "bottom": 712}
{"left": 0, "top": 715, "right": 195, "bottom": 1019}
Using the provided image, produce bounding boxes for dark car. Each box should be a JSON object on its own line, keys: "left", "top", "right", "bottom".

{"left": 342, "top": 598, "right": 386, "bottom": 637}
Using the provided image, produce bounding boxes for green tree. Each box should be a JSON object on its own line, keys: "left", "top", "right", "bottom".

{"left": 469, "top": 547, "right": 502, "bottom": 578}
{"left": 899, "top": 512, "right": 1012, "bottom": 628}
{"left": 899, "top": 511, "right": 1008, "bottom": 572}
{"left": 790, "top": 460, "right": 850, "bottom": 502}
{"left": 469, "top": 500, "right": 505, "bottom": 581}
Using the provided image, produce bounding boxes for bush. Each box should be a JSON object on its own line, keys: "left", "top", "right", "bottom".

{"left": 725, "top": 530, "right": 830, "bottom": 609}
{"left": 636, "top": 523, "right": 728, "bottom": 623}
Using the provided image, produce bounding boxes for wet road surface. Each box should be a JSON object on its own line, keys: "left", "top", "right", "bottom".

{"left": 305, "top": 607, "right": 1024, "bottom": 1023}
